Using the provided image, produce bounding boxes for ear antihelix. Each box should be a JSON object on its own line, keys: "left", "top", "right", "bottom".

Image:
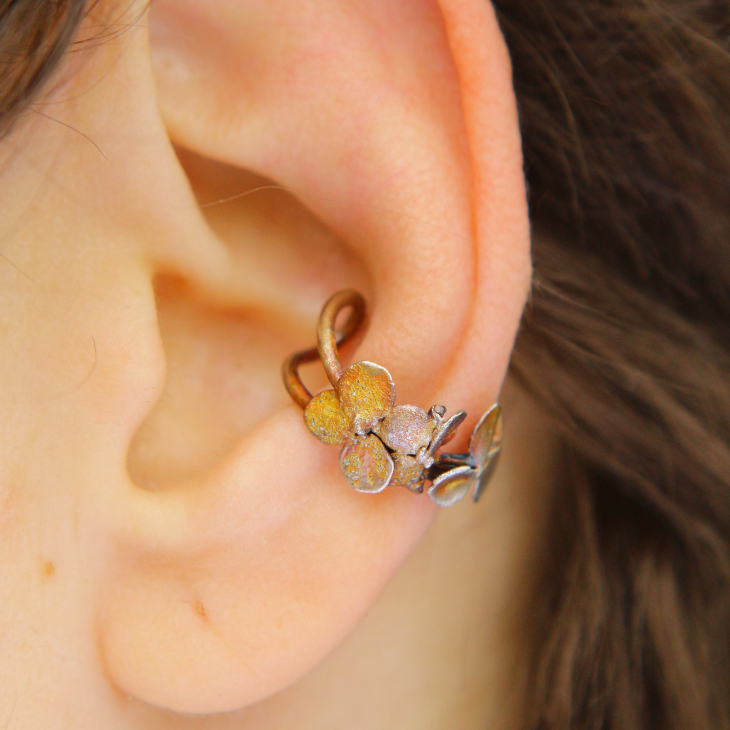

{"left": 284, "top": 290, "right": 503, "bottom": 505}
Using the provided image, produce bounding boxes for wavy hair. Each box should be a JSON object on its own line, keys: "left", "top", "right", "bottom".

{"left": 500, "top": 1, "right": 730, "bottom": 727}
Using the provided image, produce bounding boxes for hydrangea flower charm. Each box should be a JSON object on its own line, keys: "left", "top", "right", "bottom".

{"left": 304, "top": 361, "right": 397, "bottom": 493}
{"left": 283, "top": 290, "right": 503, "bottom": 506}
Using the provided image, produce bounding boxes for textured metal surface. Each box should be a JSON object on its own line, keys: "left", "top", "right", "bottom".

{"left": 377, "top": 405, "right": 435, "bottom": 455}
{"left": 468, "top": 404, "right": 503, "bottom": 503}
{"left": 338, "top": 361, "right": 395, "bottom": 436}
{"left": 428, "top": 466, "right": 476, "bottom": 507}
{"left": 429, "top": 410, "right": 467, "bottom": 454}
{"left": 282, "top": 289, "right": 503, "bottom": 506}
{"left": 283, "top": 289, "right": 366, "bottom": 407}
{"left": 473, "top": 450, "right": 501, "bottom": 503}
{"left": 390, "top": 452, "right": 427, "bottom": 493}
{"left": 304, "top": 390, "right": 349, "bottom": 446}
{"left": 282, "top": 348, "right": 321, "bottom": 410}
{"left": 340, "top": 434, "right": 394, "bottom": 493}
{"left": 469, "top": 404, "right": 502, "bottom": 469}
{"left": 317, "top": 290, "right": 366, "bottom": 387}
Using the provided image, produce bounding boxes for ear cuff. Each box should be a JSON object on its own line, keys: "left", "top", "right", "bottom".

{"left": 283, "top": 290, "right": 502, "bottom": 507}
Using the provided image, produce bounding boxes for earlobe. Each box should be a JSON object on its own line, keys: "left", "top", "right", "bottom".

{"left": 94, "top": 0, "right": 530, "bottom": 714}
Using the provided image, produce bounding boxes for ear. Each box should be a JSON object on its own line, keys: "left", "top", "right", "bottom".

{"left": 86, "top": 0, "right": 530, "bottom": 714}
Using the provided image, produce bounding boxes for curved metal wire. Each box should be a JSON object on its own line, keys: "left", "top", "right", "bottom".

{"left": 282, "top": 289, "right": 367, "bottom": 409}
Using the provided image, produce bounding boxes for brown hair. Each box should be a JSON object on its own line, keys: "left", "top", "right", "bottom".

{"left": 498, "top": 1, "right": 730, "bottom": 727}
{"left": 2, "top": 0, "right": 728, "bottom": 728}
{"left": 0, "top": 0, "right": 86, "bottom": 136}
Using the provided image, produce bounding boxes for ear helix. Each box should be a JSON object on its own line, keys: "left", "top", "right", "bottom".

{"left": 283, "top": 290, "right": 502, "bottom": 506}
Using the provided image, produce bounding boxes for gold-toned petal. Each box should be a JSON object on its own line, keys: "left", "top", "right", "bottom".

{"left": 389, "top": 452, "right": 427, "bottom": 493}
{"left": 377, "top": 405, "right": 435, "bottom": 455}
{"left": 304, "top": 390, "right": 349, "bottom": 446}
{"left": 473, "top": 451, "right": 501, "bottom": 503}
{"left": 337, "top": 361, "right": 395, "bottom": 435}
{"left": 339, "top": 434, "right": 394, "bottom": 493}
{"left": 427, "top": 466, "right": 476, "bottom": 507}
{"left": 428, "top": 410, "right": 467, "bottom": 454}
{"left": 469, "top": 404, "right": 503, "bottom": 471}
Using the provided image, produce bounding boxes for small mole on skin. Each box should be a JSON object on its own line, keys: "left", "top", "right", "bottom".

{"left": 192, "top": 600, "right": 206, "bottom": 620}
{"left": 42, "top": 561, "right": 55, "bottom": 579}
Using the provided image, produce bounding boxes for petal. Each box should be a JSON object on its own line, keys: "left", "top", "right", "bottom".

{"left": 339, "top": 434, "right": 394, "bottom": 493}
{"left": 389, "top": 452, "right": 427, "bottom": 493}
{"left": 427, "top": 466, "right": 476, "bottom": 507}
{"left": 428, "top": 410, "right": 467, "bottom": 455}
{"left": 472, "top": 450, "right": 501, "bottom": 503}
{"left": 469, "top": 404, "right": 503, "bottom": 471}
{"left": 337, "top": 361, "right": 395, "bottom": 435}
{"left": 377, "top": 405, "right": 434, "bottom": 455}
{"left": 304, "top": 390, "right": 349, "bottom": 445}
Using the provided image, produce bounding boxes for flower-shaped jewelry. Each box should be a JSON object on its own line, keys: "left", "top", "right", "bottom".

{"left": 304, "top": 360, "right": 397, "bottom": 493}
{"left": 283, "top": 290, "right": 502, "bottom": 506}
{"left": 427, "top": 405, "right": 502, "bottom": 506}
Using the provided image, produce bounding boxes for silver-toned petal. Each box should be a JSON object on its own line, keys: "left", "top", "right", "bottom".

{"left": 469, "top": 404, "right": 502, "bottom": 471}
{"left": 339, "top": 434, "right": 394, "bottom": 493}
{"left": 377, "top": 405, "right": 435, "bottom": 455}
{"left": 427, "top": 465, "right": 476, "bottom": 507}
{"left": 428, "top": 410, "right": 467, "bottom": 455}
{"left": 472, "top": 450, "right": 501, "bottom": 502}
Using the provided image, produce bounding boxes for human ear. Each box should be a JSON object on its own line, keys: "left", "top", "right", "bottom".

{"left": 17, "top": 0, "right": 529, "bottom": 715}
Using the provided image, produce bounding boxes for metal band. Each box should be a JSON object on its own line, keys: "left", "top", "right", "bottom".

{"left": 282, "top": 289, "right": 366, "bottom": 409}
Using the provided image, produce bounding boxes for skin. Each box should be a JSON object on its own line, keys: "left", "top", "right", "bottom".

{"left": 0, "top": 0, "right": 555, "bottom": 727}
